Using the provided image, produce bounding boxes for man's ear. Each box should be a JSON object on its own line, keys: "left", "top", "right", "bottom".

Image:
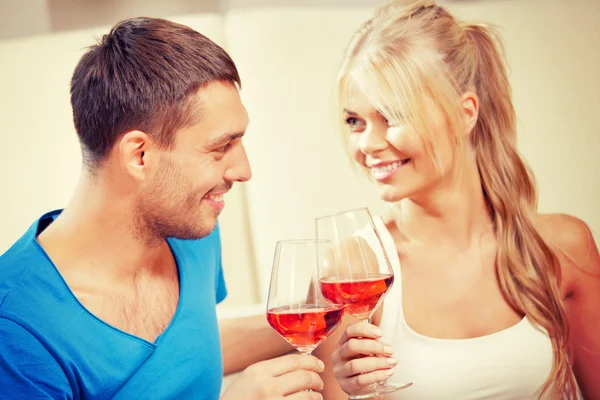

{"left": 118, "top": 130, "right": 150, "bottom": 181}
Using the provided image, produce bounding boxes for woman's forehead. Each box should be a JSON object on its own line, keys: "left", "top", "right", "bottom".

{"left": 343, "top": 77, "right": 381, "bottom": 116}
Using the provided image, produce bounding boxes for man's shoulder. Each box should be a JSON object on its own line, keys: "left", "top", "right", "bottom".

{"left": 0, "top": 233, "right": 41, "bottom": 304}
{"left": 0, "top": 238, "right": 74, "bottom": 398}
{"left": 0, "top": 219, "right": 60, "bottom": 320}
{"left": 1, "top": 210, "right": 58, "bottom": 280}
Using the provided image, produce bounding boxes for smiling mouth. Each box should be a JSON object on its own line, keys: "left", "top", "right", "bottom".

{"left": 203, "top": 192, "right": 226, "bottom": 212}
{"left": 204, "top": 193, "right": 224, "bottom": 202}
{"left": 370, "top": 159, "right": 411, "bottom": 180}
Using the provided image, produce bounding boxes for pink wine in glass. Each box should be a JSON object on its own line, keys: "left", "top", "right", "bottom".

{"left": 320, "top": 273, "right": 394, "bottom": 319}
{"left": 267, "top": 304, "right": 345, "bottom": 353}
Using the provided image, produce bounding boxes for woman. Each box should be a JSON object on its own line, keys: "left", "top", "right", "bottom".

{"left": 313, "top": 1, "right": 600, "bottom": 399}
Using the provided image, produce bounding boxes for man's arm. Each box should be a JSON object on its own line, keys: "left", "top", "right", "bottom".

{"left": 219, "top": 314, "right": 294, "bottom": 375}
{"left": 0, "top": 317, "right": 72, "bottom": 399}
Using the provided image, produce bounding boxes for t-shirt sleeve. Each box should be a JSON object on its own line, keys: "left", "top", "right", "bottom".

{"left": 214, "top": 223, "right": 227, "bottom": 304}
{"left": 0, "top": 317, "right": 72, "bottom": 400}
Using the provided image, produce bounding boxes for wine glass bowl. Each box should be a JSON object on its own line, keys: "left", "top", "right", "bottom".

{"left": 315, "top": 208, "right": 394, "bottom": 322}
{"left": 319, "top": 270, "right": 394, "bottom": 321}
{"left": 266, "top": 239, "right": 345, "bottom": 356}
{"left": 315, "top": 207, "right": 412, "bottom": 399}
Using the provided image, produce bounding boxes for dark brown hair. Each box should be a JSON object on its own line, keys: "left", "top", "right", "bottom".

{"left": 70, "top": 17, "right": 241, "bottom": 168}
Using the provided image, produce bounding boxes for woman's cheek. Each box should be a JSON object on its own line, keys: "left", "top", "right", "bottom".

{"left": 385, "top": 126, "right": 407, "bottom": 149}
{"left": 348, "top": 136, "right": 366, "bottom": 164}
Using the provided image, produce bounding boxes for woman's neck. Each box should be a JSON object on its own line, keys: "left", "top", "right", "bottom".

{"left": 391, "top": 161, "right": 494, "bottom": 249}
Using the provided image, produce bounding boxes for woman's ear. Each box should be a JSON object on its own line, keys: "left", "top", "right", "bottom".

{"left": 461, "top": 92, "right": 479, "bottom": 136}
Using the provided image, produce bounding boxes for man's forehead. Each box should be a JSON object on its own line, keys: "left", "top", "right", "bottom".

{"left": 195, "top": 81, "right": 244, "bottom": 111}
{"left": 187, "top": 82, "right": 249, "bottom": 140}
{"left": 201, "top": 108, "right": 249, "bottom": 144}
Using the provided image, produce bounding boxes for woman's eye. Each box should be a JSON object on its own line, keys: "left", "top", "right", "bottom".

{"left": 345, "top": 117, "right": 359, "bottom": 126}
{"left": 344, "top": 117, "right": 365, "bottom": 132}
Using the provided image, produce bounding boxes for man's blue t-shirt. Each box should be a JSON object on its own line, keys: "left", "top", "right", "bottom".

{"left": 0, "top": 210, "right": 228, "bottom": 399}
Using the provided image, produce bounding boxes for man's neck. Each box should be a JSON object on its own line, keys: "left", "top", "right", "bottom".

{"left": 37, "top": 174, "right": 171, "bottom": 286}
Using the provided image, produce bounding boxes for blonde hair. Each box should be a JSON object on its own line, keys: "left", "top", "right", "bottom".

{"left": 336, "top": 1, "right": 577, "bottom": 398}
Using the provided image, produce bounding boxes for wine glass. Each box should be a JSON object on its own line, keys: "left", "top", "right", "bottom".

{"left": 266, "top": 239, "right": 345, "bottom": 358}
{"left": 316, "top": 207, "right": 413, "bottom": 399}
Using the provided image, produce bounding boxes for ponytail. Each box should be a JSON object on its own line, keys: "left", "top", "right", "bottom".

{"left": 466, "top": 24, "right": 577, "bottom": 399}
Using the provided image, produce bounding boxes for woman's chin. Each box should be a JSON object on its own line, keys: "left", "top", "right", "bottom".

{"left": 378, "top": 186, "right": 409, "bottom": 203}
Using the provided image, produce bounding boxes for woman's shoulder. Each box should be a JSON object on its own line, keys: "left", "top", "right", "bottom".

{"left": 535, "top": 213, "right": 596, "bottom": 263}
{"left": 534, "top": 213, "right": 599, "bottom": 295}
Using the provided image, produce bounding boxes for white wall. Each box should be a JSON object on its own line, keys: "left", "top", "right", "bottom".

{"left": 450, "top": 0, "right": 600, "bottom": 228}
{"left": 224, "top": 7, "right": 387, "bottom": 304}
{"left": 1, "top": 0, "right": 598, "bottom": 310}
{"left": 0, "top": 30, "right": 88, "bottom": 244}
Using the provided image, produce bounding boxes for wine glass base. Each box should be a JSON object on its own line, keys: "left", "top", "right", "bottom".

{"left": 348, "top": 382, "right": 413, "bottom": 399}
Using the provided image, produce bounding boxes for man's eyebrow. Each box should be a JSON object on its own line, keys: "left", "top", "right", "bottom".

{"left": 206, "top": 131, "right": 245, "bottom": 147}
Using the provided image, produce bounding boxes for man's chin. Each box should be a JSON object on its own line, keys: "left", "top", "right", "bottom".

{"left": 166, "top": 219, "right": 217, "bottom": 241}
{"left": 191, "top": 215, "right": 219, "bottom": 239}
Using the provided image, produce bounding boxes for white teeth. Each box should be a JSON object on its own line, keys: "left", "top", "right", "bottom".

{"left": 206, "top": 194, "right": 223, "bottom": 202}
{"left": 370, "top": 159, "right": 410, "bottom": 179}
{"left": 371, "top": 161, "right": 402, "bottom": 174}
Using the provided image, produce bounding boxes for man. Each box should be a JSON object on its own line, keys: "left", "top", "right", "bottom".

{"left": 0, "top": 17, "right": 324, "bottom": 399}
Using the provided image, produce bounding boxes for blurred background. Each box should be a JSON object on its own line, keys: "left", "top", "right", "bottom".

{"left": 1, "top": 0, "right": 599, "bottom": 314}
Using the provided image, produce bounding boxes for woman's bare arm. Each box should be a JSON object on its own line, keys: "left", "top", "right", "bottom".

{"left": 541, "top": 213, "right": 600, "bottom": 399}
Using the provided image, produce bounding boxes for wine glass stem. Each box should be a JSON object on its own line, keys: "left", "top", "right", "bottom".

{"left": 362, "top": 318, "right": 385, "bottom": 391}
{"left": 299, "top": 351, "right": 313, "bottom": 392}
{"left": 358, "top": 318, "right": 371, "bottom": 328}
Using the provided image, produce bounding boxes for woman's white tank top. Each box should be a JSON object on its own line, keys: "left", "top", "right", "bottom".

{"left": 372, "top": 217, "right": 559, "bottom": 399}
